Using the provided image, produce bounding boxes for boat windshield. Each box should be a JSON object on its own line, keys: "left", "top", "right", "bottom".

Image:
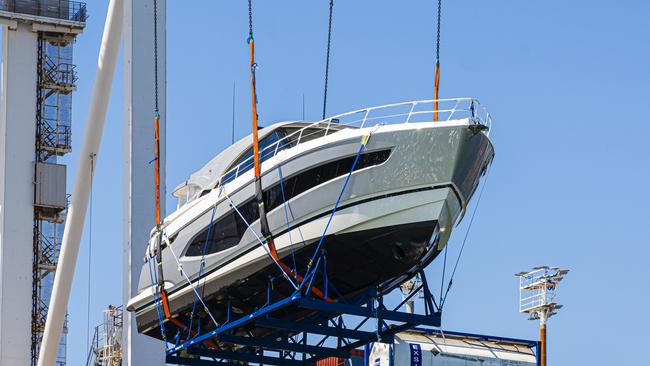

{"left": 220, "top": 129, "right": 290, "bottom": 185}
{"left": 220, "top": 123, "right": 354, "bottom": 186}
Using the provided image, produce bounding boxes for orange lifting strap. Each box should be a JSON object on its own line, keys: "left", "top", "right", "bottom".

{"left": 154, "top": 113, "right": 162, "bottom": 225}
{"left": 249, "top": 37, "right": 261, "bottom": 178}
{"left": 246, "top": 0, "right": 331, "bottom": 301}
{"left": 434, "top": 62, "right": 440, "bottom": 122}
{"left": 434, "top": 0, "right": 442, "bottom": 122}
{"left": 151, "top": 0, "right": 215, "bottom": 344}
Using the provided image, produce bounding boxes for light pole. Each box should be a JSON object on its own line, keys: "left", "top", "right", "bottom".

{"left": 399, "top": 275, "right": 422, "bottom": 314}
{"left": 515, "top": 266, "right": 568, "bottom": 366}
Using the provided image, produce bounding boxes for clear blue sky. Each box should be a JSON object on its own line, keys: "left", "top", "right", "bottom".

{"left": 36, "top": 0, "right": 650, "bottom": 364}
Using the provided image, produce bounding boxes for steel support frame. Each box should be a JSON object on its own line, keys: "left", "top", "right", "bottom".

{"left": 165, "top": 271, "right": 441, "bottom": 366}
{"left": 163, "top": 134, "right": 442, "bottom": 365}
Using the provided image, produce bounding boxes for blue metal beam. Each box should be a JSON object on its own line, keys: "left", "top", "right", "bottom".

{"left": 217, "top": 333, "right": 350, "bottom": 359}
{"left": 166, "top": 355, "right": 224, "bottom": 366}
{"left": 167, "top": 293, "right": 301, "bottom": 355}
{"left": 341, "top": 333, "right": 394, "bottom": 352}
{"left": 256, "top": 317, "right": 376, "bottom": 340}
{"left": 167, "top": 272, "right": 443, "bottom": 366}
{"left": 187, "top": 348, "right": 306, "bottom": 366}
{"left": 298, "top": 298, "right": 441, "bottom": 327}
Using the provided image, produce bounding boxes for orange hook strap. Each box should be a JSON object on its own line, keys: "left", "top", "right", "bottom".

{"left": 154, "top": 113, "right": 162, "bottom": 225}
{"left": 434, "top": 62, "right": 440, "bottom": 122}
{"left": 249, "top": 38, "right": 261, "bottom": 178}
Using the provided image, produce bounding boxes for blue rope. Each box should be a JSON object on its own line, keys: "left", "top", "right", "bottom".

{"left": 223, "top": 191, "right": 298, "bottom": 289}
{"left": 277, "top": 165, "right": 298, "bottom": 276}
{"left": 187, "top": 204, "right": 218, "bottom": 339}
{"left": 147, "top": 256, "right": 168, "bottom": 345}
{"left": 440, "top": 168, "right": 491, "bottom": 309}
{"left": 305, "top": 255, "right": 324, "bottom": 294}
{"left": 323, "top": 254, "right": 329, "bottom": 298}
{"left": 299, "top": 135, "right": 369, "bottom": 289}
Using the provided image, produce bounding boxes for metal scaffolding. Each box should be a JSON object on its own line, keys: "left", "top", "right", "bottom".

{"left": 164, "top": 265, "right": 442, "bottom": 366}
{"left": 86, "top": 305, "right": 124, "bottom": 366}
{"left": 30, "top": 4, "right": 87, "bottom": 364}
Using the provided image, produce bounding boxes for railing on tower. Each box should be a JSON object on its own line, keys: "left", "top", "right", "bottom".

{"left": 40, "top": 55, "right": 78, "bottom": 92}
{"left": 86, "top": 306, "right": 123, "bottom": 366}
{"left": 0, "top": 0, "right": 87, "bottom": 22}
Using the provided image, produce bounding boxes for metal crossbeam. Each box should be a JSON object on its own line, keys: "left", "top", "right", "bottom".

{"left": 167, "top": 294, "right": 440, "bottom": 365}
{"left": 166, "top": 355, "right": 227, "bottom": 366}
{"left": 167, "top": 294, "right": 301, "bottom": 354}
{"left": 166, "top": 260, "right": 443, "bottom": 366}
{"left": 218, "top": 334, "right": 349, "bottom": 359}
{"left": 186, "top": 349, "right": 304, "bottom": 366}
{"left": 256, "top": 317, "right": 375, "bottom": 340}
{"left": 298, "top": 298, "right": 441, "bottom": 327}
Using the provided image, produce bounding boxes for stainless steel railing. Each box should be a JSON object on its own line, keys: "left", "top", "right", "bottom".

{"left": 217, "top": 98, "right": 491, "bottom": 188}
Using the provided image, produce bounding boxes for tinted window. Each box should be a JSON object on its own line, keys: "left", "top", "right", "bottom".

{"left": 265, "top": 149, "right": 392, "bottom": 210}
{"left": 185, "top": 211, "right": 247, "bottom": 257}
{"left": 185, "top": 149, "right": 390, "bottom": 257}
{"left": 284, "top": 127, "right": 327, "bottom": 145}
{"left": 221, "top": 129, "right": 292, "bottom": 185}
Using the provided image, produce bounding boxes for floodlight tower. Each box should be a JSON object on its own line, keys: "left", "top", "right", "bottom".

{"left": 400, "top": 275, "right": 422, "bottom": 314}
{"left": 516, "top": 266, "right": 569, "bottom": 366}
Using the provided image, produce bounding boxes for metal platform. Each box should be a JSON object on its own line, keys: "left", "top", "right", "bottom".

{"left": 164, "top": 270, "right": 441, "bottom": 366}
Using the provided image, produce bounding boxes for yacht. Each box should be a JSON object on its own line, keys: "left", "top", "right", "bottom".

{"left": 127, "top": 98, "right": 494, "bottom": 339}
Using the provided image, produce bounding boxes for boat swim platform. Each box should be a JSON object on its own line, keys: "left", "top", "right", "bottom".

{"left": 164, "top": 270, "right": 441, "bottom": 366}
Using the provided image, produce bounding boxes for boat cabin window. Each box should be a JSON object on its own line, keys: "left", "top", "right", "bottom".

{"left": 264, "top": 149, "right": 391, "bottom": 210}
{"left": 283, "top": 127, "right": 327, "bottom": 145}
{"left": 221, "top": 129, "right": 292, "bottom": 185}
{"left": 185, "top": 149, "right": 391, "bottom": 258}
{"left": 184, "top": 211, "right": 248, "bottom": 257}
{"left": 220, "top": 124, "right": 354, "bottom": 186}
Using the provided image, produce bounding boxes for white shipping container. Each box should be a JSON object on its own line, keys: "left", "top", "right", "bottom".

{"left": 369, "top": 329, "right": 537, "bottom": 366}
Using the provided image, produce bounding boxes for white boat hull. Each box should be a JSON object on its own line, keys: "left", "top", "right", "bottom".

{"left": 128, "top": 119, "right": 493, "bottom": 338}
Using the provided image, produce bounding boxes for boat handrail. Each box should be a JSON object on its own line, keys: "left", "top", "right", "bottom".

{"left": 218, "top": 98, "right": 491, "bottom": 188}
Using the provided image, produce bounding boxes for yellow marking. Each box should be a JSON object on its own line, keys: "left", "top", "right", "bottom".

{"left": 361, "top": 134, "right": 370, "bottom": 145}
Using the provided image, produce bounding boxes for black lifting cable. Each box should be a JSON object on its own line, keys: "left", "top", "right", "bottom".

{"left": 322, "top": 0, "right": 334, "bottom": 120}
{"left": 153, "top": 0, "right": 160, "bottom": 114}
{"left": 248, "top": 0, "right": 254, "bottom": 39}
{"left": 435, "top": 0, "right": 441, "bottom": 66}
{"left": 439, "top": 170, "right": 491, "bottom": 309}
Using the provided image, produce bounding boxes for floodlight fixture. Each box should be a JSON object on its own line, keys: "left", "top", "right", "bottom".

{"left": 516, "top": 266, "right": 569, "bottom": 366}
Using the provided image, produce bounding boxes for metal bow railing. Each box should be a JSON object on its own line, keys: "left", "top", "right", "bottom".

{"left": 218, "top": 98, "right": 491, "bottom": 188}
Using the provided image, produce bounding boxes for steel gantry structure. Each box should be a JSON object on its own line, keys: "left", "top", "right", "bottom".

{"left": 164, "top": 271, "right": 442, "bottom": 366}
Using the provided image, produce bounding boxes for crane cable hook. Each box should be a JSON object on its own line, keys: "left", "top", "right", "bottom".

{"left": 247, "top": 0, "right": 269, "bottom": 249}
{"left": 152, "top": 0, "right": 164, "bottom": 294}
{"left": 434, "top": 0, "right": 442, "bottom": 121}
{"left": 248, "top": 0, "right": 261, "bottom": 179}
{"left": 152, "top": 0, "right": 198, "bottom": 338}
{"left": 247, "top": 0, "right": 279, "bottom": 275}
{"left": 246, "top": 1, "right": 333, "bottom": 301}
{"left": 322, "top": 0, "right": 334, "bottom": 120}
